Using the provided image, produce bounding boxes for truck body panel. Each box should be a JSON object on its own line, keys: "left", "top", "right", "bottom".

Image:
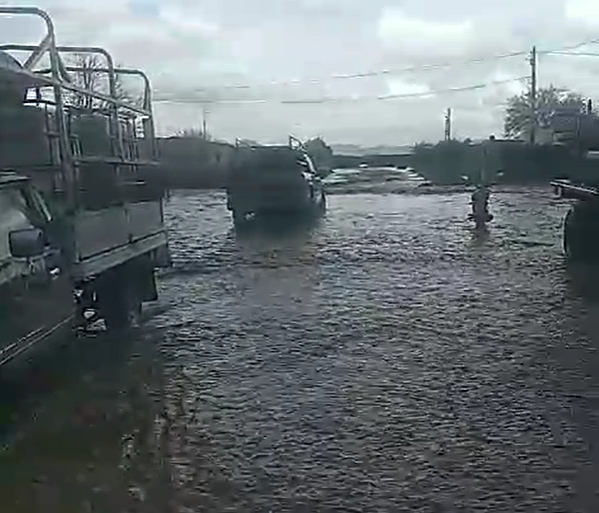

{"left": 0, "top": 183, "right": 32, "bottom": 287}
{"left": 0, "top": 263, "right": 75, "bottom": 366}
{"left": 72, "top": 201, "right": 164, "bottom": 266}
{"left": 0, "top": 174, "right": 76, "bottom": 365}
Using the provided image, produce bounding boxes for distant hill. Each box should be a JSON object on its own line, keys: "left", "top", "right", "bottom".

{"left": 331, "top": 143, "right": 414, "bottom": 156}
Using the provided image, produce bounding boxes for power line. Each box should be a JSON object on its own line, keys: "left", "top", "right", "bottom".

{"left": 544, "top": 51, "right": 599, "bottom": 57}
{"left": 541, "top": 37, "right": 599, "bottom": 53}
{"left": 151, "top": 39, "right": 599, "bottom": 106}
{"left": 204, "top": 51, "right": 529, "bottom": 90}
{"left": 153, "top": 76, "right": 529, "bottom": 104}
{"left": 167, "top": 37, "right": 599, "bottom": 94}
{"left": 155, "top": 52, "right": 526, "bottom": 96}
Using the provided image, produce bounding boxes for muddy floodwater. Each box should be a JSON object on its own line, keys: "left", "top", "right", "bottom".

{"left": 3, "top": 187, "right": 599, "bottom": 512}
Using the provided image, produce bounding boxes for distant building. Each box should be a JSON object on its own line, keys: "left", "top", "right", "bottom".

{"left": 548, "top": 105, "right": 599, "bottom": 148}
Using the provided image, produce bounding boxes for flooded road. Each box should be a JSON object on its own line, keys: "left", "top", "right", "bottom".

{"left": 2, "top": 187, "right": 599, "bottom": 512}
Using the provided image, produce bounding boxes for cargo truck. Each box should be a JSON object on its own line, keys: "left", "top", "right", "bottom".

{"left": 0, "top": 6, "right": 170, "bottom": 365}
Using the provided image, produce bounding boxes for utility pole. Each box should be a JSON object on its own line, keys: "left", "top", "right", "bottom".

{"left": 529, "top": 45, "right": 537, "bottom": 145}
{"left": 444, "top": 107, "right": 452, "bottom": 141}
{"left": 201, "top": 107, "right": 208, "bottom": 139}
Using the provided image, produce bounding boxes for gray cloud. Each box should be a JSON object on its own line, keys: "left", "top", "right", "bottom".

{"left": 1, "top": 0, "right": 597, "bottom": 145}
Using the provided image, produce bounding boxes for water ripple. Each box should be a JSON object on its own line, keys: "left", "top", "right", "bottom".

{"left": 3, "top": 188, "right": 599, "bottom": 512}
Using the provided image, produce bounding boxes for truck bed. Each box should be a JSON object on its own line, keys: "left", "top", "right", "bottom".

{"left": 70, "top": 199, "right": 168, "bottom": 280}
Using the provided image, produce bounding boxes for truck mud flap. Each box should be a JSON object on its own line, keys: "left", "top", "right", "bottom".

{"left": 153, "top": 243, "right": 171, "bottom": 268}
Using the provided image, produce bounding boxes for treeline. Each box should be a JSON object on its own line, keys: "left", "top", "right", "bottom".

{"left": 411, "top": 139, "right": 590, "bottom": 185}
{"left": 409, "top": 82, "right": 599, "bottom": 185}
{"left": 147, "top": 135, "right": 598, "bottom": 189}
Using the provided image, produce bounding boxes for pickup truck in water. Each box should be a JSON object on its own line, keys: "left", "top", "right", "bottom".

{"left": 226, "top": 136, "right": 326, "bottom": 226}
{"left": 0, "top": 6, "right": 170, "bottom": 366}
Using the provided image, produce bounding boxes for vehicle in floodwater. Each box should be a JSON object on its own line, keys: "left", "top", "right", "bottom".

{"left": 0, "top": 6, "right": 170, "bottom": 366}
{"left": 226, "top": 136, "right": 326, "bottom": 226}
{"left": 549, "top": 100, "right": 599, "bottom": 262}
{"left": 552, "top": 175, "right": 599, "bottom": 260}
{"left": 550, "top": 103, "right": 599, "bottom": 260}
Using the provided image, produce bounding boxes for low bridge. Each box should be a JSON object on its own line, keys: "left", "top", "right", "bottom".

{"left": 333, "top": 152, "right": 413, "bottom": 169}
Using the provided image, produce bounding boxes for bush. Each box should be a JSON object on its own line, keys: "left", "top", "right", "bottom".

{"left": 412, "top": 139, "right": 581, "bottom": 184}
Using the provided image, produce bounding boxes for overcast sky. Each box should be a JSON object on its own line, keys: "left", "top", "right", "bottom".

{"left": 2, "top": 0, "right": 599, "bottom": 145}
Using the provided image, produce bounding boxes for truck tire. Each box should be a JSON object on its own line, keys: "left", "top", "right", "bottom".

{"left": 232, "top": 210, "right": 249, "bottom": 227}
{"left": 564, "top": 201, "right": 599, "bottom": 261}
{"left": 97, "top": 280, "right": 132, "bottom": 331}
{"left": 95, "top": 265, "right": 144, "bottom": 332}
{"left": 318, "top": 190, "right": 327, "bottom": 213}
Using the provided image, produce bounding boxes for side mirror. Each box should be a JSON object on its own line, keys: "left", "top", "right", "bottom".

{"left": 9, "top": 227, "right": 45, "bottom": 258}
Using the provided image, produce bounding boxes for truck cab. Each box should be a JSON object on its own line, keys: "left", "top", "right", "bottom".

{"left": 0, "top": 173, "right": 74, "bottom": 366}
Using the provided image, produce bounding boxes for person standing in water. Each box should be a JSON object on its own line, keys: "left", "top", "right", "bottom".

{"left": 470, "top": 135, "right": 498, "bottom": 226}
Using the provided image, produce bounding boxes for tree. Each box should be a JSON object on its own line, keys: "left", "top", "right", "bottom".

{"left": 412, "top": 139, "right": 473, "bottom": 184}
{"left": 68, "top": 53, "right": 138, "bottom": 109}
{"left": 304, "top": 137, "right": 334, "bottom": 173}
{"left": 504, "top": 84, "right": 584, "bottom": 140}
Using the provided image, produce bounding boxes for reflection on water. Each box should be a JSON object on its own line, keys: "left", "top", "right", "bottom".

{"left": 4, "top": 187, "right": 599, "bottom": 512}
{"left": 565, "top": 262, "right": 599, "bottom": 303}
{"left": 0, "top": 330, "right": 174, "bottom": 513}
{"left": 233, "top": 211, "right": 322, "bottom": 240}
{"left": 469, "top": 224, "right": 491, "bottom": 246}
